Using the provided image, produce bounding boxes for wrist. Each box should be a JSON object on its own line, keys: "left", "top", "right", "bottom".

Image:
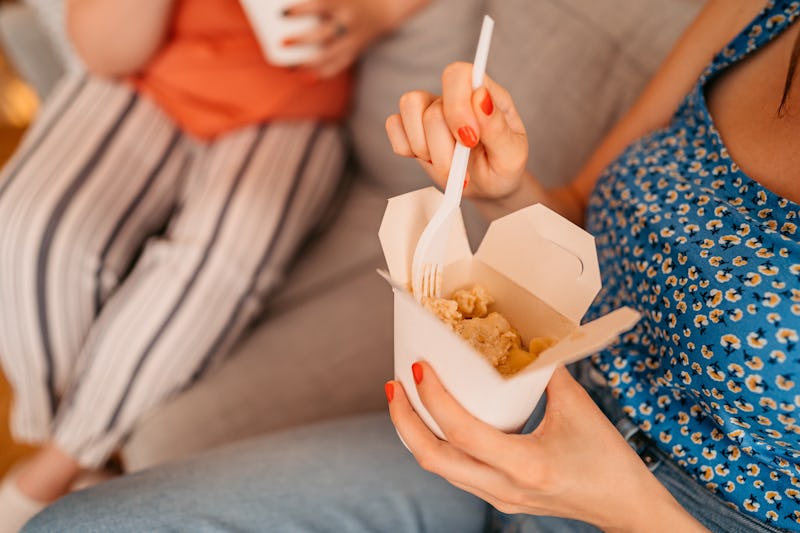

{"left": 469, "top": 170, "right": 536, "bottom": 220}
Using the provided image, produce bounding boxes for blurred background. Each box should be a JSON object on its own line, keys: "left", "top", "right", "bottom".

{"left": 0, "top": 0, "right": 40, "bottom": 478}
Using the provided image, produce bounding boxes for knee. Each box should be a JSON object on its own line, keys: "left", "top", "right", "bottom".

{"left": 23, "top": 482, "right": 164, "bottom": 533}
{"left": 22, "top": 492, "right": 118, "bottom": 533}
{"left": 0, "top": 188, "right": 104, "bottom": 286}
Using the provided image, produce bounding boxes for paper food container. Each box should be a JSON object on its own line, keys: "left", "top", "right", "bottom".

{"left": 239, "top": 0, "right": 320, "bottom": 66}
{"left": 378, "top": 187, "right": 641, "bottom": 438}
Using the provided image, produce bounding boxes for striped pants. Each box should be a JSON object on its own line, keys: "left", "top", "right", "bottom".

{"left": 0, "top": 74, "right": 346, "bottom": 467}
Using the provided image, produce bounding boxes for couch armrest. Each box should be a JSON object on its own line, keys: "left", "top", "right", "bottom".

{"left": 0, "top": 3, "right": 66, "bottom": 98}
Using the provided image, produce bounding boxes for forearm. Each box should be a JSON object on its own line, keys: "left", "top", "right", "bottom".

{"left": 67, "top": 0, "right": 176, "bottom": 77}
{"left": 604, "top": 476, "right": 709, "bottom": 533}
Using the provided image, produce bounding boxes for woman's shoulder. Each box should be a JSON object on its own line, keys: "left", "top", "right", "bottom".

{"left": 676, "top": 1, "right": 767, "bottom": 65}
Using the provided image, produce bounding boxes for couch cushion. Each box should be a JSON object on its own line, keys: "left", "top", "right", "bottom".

{"left": 349, "top": 0, "right": 699, "bottom": 246}
{"left": 23, "top": 0, "right": 82, "bottom": 72}
{"left": 351, "top": 0, "right": 701, "bottom": 191}
{"left": 0, "top": 4, "right": 66, "bottom": 98}
{"left": 348, "top": 0, "right": 487, "bottom": 197}
{"left": 486, "top": 0, "right": 702, "bottom": 187}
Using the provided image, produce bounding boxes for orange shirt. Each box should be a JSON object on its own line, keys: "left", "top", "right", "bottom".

{"left": 131, "top": 0, "right": 351, "bottom": 140}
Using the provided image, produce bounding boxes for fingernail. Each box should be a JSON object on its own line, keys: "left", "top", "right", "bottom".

{"left": 412, "top": 362, "right": 424, "bottom": 385}
{"left": 458, "top": 126, "right": 478, "bottom": 148}
{"left": 463, "top": 175, "right": 469, "bottom": 190}
{"left": 385, "top": 381, "right": 394, "bottom": 402}
{"left": 480, "top": 91, "right": 494, "bottom": 116}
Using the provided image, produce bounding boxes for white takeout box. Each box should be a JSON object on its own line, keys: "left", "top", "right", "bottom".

{"left": 378, "top": 187, "right": 641, "bottom": 438}
{"left": 239, "top": 0, "right": 320, "bottom": 66}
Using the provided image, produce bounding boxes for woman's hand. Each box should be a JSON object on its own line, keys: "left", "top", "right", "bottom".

{"left": 284, "top": 0, "right": 429, "bottom": 79}
{"left": 385, "top": 62, "right": 590, "bottom": 224}
{"left": 386, "top": 363, "right": 708, "bottom": 533}
{"left": 385, "top": 62, "right": 530, "bottom": 202}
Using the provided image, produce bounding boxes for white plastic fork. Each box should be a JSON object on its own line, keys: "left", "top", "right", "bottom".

{"left": 411, "top": 15, "right": 495, "bottom": 301}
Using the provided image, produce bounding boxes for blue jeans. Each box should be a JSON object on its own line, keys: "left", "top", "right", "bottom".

{"left": 25, "top": 366, "right": 789, "bottom": 533}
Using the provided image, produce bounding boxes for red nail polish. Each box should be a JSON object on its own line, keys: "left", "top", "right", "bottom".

{"left": 458, "top": 126, "right": 478, "bottom": 148}
{"left": 480, "top": 92, "right": 494, "bottom": 116}
{"left": 385, "top": 382, "right": 394, "bottom": 402}
{"left": 463, "top": 175, "right": 469, "bottom": 190}
{"left": 412, "top": 363, "right": 423, "bottom": 385}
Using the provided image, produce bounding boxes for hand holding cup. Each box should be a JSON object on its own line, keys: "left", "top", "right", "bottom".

{"left": 280, "top": 0, "right": 405, "bottom": 78}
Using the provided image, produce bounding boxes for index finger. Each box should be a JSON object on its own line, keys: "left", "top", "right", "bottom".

{"left": 412, "top": 362, "right": 534, "bottom": 474}
{"left": 387, "top": 379, "right": 513, "bottom": 496}
{"left": 441, "top": 62, "right": 480, "bottom": 148}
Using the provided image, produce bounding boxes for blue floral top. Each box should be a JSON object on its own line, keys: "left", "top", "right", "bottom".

{"left": 585, "top": 1, "right": 800, "bottom": 529}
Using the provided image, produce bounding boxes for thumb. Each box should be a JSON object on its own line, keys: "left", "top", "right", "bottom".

{"left": 470, "top": 80, "right": 528, "bottom": 177}
{"left": 544, "top": 366, "right": 596, "bottom": 416}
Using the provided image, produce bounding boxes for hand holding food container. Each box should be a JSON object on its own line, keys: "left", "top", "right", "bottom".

{"left": 238, "top": 0, "right": 321, "bottom": 66}
{"left": 379, "top": 187, "right": 641, "bottom": 439}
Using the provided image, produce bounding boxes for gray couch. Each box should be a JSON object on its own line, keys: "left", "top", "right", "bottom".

{"left": 1, "top": 0, "right": 701, "bottom": 470}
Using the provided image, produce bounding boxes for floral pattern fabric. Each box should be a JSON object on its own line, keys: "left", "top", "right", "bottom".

{"left": 585, "top": 1, "right": 800, "bottom": 529}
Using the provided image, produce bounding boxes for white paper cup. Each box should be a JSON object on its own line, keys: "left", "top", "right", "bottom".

{"left": 239, "top": 0, "right": 321, "bottom": 66}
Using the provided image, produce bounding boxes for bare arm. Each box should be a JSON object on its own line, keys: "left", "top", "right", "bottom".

{"left": 66, "top": 0, "right": 176, "bottom": 77}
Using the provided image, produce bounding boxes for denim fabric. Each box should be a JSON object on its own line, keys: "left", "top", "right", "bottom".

{"left": 24, "top": 413, "right": 488, "bottom": 533}
{"left": 24, "top": 365, "right": 791, "bottom": 532}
